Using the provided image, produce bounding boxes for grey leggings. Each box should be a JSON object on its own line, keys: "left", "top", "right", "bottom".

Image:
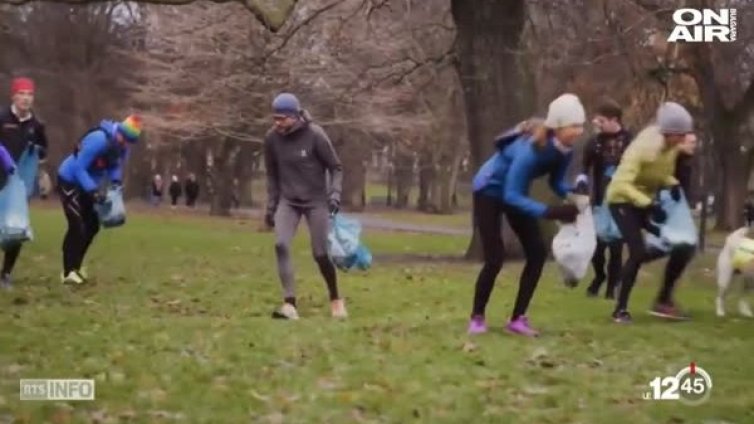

{"left": 274, "top": 200, "right": 338, "bottom": 300}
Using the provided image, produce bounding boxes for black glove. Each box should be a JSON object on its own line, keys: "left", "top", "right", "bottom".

{"left": 329, "top": 198, "right": 340, "bottom": 215}
{"left": 649, "top": 201, "right": 667, "bottom": 224}
{"left": 574, "top": 181, "right": 589, "bottom": 195}
{"left": 669, "top": 185, "right": 682, "bottom": 202}
{"left": 543, "top": 204, "right": 579, "bottom": 223}
{"left": 264, "top": 211, "right": 275, "bottom": 228}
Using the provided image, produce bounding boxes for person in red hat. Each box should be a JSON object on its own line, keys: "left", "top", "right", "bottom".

{"left": 0, "top": 77, "right": 48, "bottom": 290}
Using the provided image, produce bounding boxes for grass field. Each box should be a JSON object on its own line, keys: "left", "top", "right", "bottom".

{"left": 1, "top": 208, "right": 753, "bottom": 423}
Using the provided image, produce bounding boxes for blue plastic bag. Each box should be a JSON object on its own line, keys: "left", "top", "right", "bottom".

{"left": 593, "top": 166, "right": 622, "bottom": 243}
{"left": 645, "top": 190, "right": 698, "bottom": 252}
{"left": 594, "top": 204, "right": 622, "bottom": 243}
{"left": 0, "top": 174, "right": 32, "bottom": 246}
{"left": 95, "top": 186, "right": 126, "bottom": 228}
{"left": 16, "top": 146, "right": 40, "bottom": 198}
{"left": 328, "top": 214, "right": 372, "bottom": 271}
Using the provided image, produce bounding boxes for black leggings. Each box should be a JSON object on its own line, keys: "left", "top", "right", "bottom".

{"left": 588, "top": 240, "right": 623, "bottom": 296}
{"left": 58, "top": 180, "right": 100, "bottom": 274}
{"left": 2, "top": 243, "right": 22, "bottom": 276}
{"left": 609, "top": 203, "right": 695, "bottom": 311}
{"left": 471, "top": 193, "right": 547, "bottom": 320}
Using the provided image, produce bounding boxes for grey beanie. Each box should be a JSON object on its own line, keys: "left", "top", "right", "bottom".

{"left": 657, "top": 102, "right": 693, "bottom": 134}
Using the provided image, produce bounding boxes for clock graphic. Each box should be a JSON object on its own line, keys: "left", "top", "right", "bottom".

{"left": 675, "top": 362, "right": 713, "bottom": 406}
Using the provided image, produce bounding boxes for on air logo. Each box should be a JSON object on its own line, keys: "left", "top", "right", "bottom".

{"left": 668, "top": 8, "right": 737, "bottom": 43}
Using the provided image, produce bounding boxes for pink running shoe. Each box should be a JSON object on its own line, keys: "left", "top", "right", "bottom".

{"left": 505, "top": 315, "right": 539, "bottom": 337}
{"left": 467, "top": 315, "right": 488, "bottom": 334}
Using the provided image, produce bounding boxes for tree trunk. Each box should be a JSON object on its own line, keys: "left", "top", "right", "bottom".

{"left": 452, "top": 0, "right": 527, "bottom": 260}
{"left": 716, "top": 134, "right": 751, "bottom": 230}
{"left": 417, "top": 152, "right": 434, "bottom": 212}
{"left": 393, "top": 151, "right": 414, "bottom": 209}
{"left": 207, "top": 138, "right": 239, "bottom": 216}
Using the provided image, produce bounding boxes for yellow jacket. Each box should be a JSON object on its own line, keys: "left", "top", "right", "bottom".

{"left": 606, "top": 125, "right": 679, "bottom": 207}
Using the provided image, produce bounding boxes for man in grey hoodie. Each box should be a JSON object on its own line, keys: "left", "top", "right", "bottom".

{"left": 264, "top": 93, "right": 346, "bottom": 320}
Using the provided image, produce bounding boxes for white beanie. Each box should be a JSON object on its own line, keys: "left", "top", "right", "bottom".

{"left": 544, "top": 93, "right": 586, "bottom": 129}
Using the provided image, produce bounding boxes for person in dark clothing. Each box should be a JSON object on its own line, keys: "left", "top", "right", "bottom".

{"left": 468, "top": 93, "right": 586, "bottom": 337}
{"left": 184, "top": 173, "right": 199, "bottom": 207}
{"left": 0, "top": 77, "right": 48, "bottom": 289}
{"left": 264, "top": 93, "right": 345, "bottom": 320}
{"left": 57, "top": 115, "right": 142, "bottom": 284}
{"left": 150, "top": 174, "right": 163, "bottom": 207}
{"left": 745, "top": 198, "right": 754, "bottom": 227}
{"left": 168, "top": 175, "right": 182, "bottom": 208}
{"left": 575, "top": 100, "right": 632, "bottom": 299}
{"left": 605, "top": 102, "right": 696, "bottom": 324}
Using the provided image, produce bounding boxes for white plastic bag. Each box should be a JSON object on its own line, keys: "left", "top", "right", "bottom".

{"left": 552, "top": 194, "right": 597, "bottom": 287}
{"left": 95, "top": 186, "right": 126, "bottom": 228}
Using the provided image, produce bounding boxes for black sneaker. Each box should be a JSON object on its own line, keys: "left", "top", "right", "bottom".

{"left": 612, "top": 309, "right": 632, "bottom": 324}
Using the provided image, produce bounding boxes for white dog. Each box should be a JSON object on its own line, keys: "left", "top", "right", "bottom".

{"left": 716, "top": 227, "right": 754, "bottom": 317}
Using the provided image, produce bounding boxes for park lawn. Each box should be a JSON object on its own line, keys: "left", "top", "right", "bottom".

{"left": 367, "top": 210, "right": 470, "bottom": 231}
{"left": 0, "top": 209, "right": 752, "bottom": 423}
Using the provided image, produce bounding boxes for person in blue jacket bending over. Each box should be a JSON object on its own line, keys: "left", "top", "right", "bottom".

{"left": 57, "top": 115, "right": 142, "bottom": 284}
{"left": 468, "top": 94, "right": 586, "bottom": 337}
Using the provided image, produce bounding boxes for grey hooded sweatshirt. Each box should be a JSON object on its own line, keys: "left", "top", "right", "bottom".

{"left": 264, "top": 118, "right": 343, "bottom": 214}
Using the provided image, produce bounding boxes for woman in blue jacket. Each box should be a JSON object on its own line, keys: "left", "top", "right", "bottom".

{"left": 469, "top": 94, "right": 586, "bottom": 336}
{"left": 57, "top": 115, "right": 142, "bottom": 284}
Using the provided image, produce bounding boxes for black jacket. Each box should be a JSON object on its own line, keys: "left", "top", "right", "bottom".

{"left": 184, "top": 180, "right": 199, "bottom": 199}
{"left": 0, "top": 106, "right": 48, "bottom": 162}
{"left": 169, "top": 181, "right": 182, "bottom": 197}
{"left": 582, "top": 128, "right": 632, "bottom": 205}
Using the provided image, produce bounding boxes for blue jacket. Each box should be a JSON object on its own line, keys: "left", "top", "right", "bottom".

{"left": 472, "top": 130, "right": 573, "bottom": 217}
{"left": 58, "top": 120, "right": 128, "bottom": 192}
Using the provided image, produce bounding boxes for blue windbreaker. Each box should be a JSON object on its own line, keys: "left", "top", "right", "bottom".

{"left": 472, "top": 130, "right": 573, "bottom": 217}
{"left": 58, "top": 120, "right": 128, "bottom": 192}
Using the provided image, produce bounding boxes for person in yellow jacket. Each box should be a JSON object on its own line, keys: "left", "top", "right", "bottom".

{"left": 605, "top": 102, "right": 696, "bottom": 323}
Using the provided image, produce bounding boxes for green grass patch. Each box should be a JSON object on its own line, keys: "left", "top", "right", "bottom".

{"left": 0, "top": 209, "right": 752, "bottom": 423}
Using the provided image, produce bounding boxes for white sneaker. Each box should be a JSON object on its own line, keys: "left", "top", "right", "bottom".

{"left": 271, "top": 303, "right": 299, "bottom": 320}
{"left": 330, "top": 299, "right": 348, "bottom": 319}
{"left": 62, "top": 271, "right": 86, "bottom": 285}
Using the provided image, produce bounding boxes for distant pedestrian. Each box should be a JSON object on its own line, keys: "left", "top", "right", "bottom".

{"left": 150, "top": 174, "right": 163, "bottom": 207}
{"left": 184, "top": 173, "right": 199, "bottom": 207}
{"left": 169, "top": 175, "right": 182, "bottom": 208}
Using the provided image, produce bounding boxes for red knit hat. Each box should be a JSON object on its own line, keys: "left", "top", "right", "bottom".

{"left": 11, "top": 78, "right": 35, "bottom": 95}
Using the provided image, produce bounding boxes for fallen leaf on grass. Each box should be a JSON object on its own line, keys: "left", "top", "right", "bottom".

{"left": 5, "top": 364, "right": 24, "bottom": 375}
{"left": 589, "top": 359, "right": 603, "bottom": 368}
{"left": 317, "top": 377, "right": 341, "bottom": 391}
{"left": 261, "top": 412, "right": 285, "bottom": 424}
{"left": 118, "top": 410, "right": 137, "bottom": 420}
{"left": 462, "top": 341, "right": 478, "bottom": 353}
{"left": 523, "top": 385, "right": 549, "bottom": 395}
{"left": 250, "top": 390, "right": 271, "bottom": 403}
{"left": 147, "top": 410, "right": 185, "bottom": 421}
